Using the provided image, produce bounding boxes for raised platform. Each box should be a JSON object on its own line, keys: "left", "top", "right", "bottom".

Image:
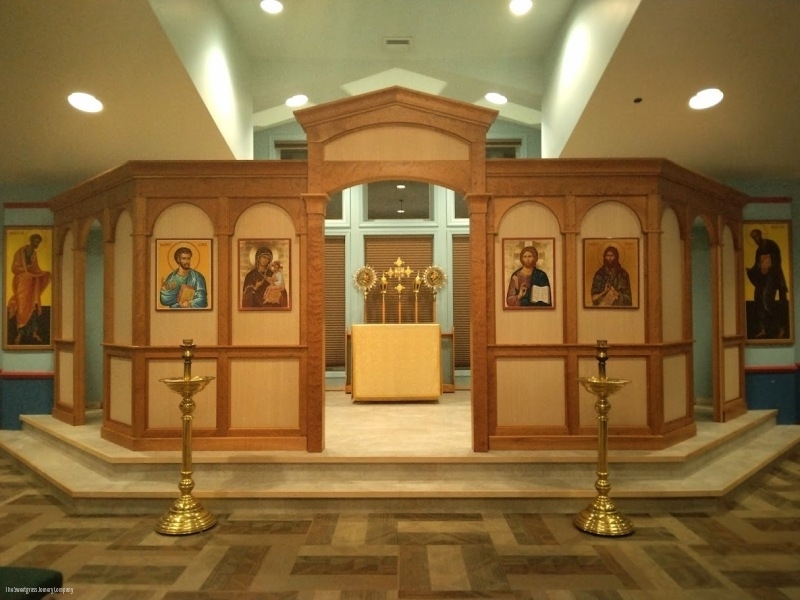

{"left": 1, "top": 391, "right": 798, "bottom": 515}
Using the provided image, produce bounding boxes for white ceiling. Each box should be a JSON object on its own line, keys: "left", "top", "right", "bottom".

{"left": 1, "top": 0, "right": 799, "bottom": 191}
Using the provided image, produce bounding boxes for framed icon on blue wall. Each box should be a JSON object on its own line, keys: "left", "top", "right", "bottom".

{"left": 3, "top": 226, "right": 53, "bottom": 349}
{"left": 743, "top": 221, "right": 793, "bottom": 344}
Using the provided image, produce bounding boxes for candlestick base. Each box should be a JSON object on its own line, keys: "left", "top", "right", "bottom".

{"left": 574, "top": 495, "right": 634, "bottom": 537}
{"left": 155, "top": 494, "right": 217, "bottom": 536}
{"left": 575, "top": 343, "right": 634, "bottom": 538}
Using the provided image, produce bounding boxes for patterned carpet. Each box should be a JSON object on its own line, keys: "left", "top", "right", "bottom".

{"left": 1, "top": 448, "right": 799, "bottom": 599}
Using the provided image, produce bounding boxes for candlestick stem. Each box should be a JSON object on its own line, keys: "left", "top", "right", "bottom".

{"left": 574, "top": 340, "right": 634, "bottom": 537}
{"left": 155, "top": 339, "right": 217, "bottom": 536}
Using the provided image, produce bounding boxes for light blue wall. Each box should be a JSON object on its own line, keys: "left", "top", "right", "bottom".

{"left": 84, "top": 224, "right": 104, "bottom": 408}
{"left": 691, "top": 222, "right": 713, "bottom": 401}
{"left": 484, "top": 120, "right": 542, "bottom": 158}
{"left": 254, "top": 121, "right": 304, "bottom": 159}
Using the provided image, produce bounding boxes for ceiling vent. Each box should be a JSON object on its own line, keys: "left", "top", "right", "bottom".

{"left": 384, "top": 37, "right": 413, "bottom": 51}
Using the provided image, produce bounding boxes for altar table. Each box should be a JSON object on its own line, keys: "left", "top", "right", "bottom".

{"left": 351, "top": 323, "right": 441, "bottom": 401}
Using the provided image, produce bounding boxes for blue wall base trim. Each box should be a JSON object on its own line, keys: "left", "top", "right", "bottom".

{"left": 744, "top": 371, "right": 797, "bottom": 425}
{"left": 0, "top": 377, "right": 54, "bottom": 430}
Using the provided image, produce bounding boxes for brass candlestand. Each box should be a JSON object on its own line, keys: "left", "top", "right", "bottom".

{"left": 380, "top": 273, "right": 387, "bottom": 323}
{"left": 574, "top": 339, "right": 634, "bottom": 537}
{"left": 413, "top": 272, "right": 421, "bottom": 323}
{"left": 155, "top": 339, "right": 217, "bottom": 536}
{"left": 352, "top": 266, "right": 377, "bottom": 306}
{"left": 422, "top": 265, "right": 446, "bottom": 323}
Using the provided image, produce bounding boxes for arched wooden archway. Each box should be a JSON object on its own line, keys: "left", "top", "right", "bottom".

{"left": 295, "top": 87, "right": 498, "bottom": 451}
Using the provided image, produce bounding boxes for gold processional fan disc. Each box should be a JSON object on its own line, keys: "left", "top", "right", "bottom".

{"left": 422, "top": 265, "right": 446, "bottom": 292}
{"left": 353, "top": 266, "right": 378, "bottom": 293}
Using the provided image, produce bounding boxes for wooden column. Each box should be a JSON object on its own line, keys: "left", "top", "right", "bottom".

{"left": 71, "top": 229, "right": 87, "bottom": 426}
{"left": 467, "top": 193, "right": 490, "bottom": 452}
{"left": 303, "top": 193, "right": 328, "bottom": 452}
{"left": 562, "top": 195, "right": 580, "bottom": 434}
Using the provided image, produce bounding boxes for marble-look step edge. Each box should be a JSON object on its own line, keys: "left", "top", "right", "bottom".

{"left": 2, "top": 423, "right": 798, "bottom": 504}
{"left": 15, "top": 409, "right": 779, "bottom": 468}
{"left": 7, "top": 429, "right": 774, "bottom": 489}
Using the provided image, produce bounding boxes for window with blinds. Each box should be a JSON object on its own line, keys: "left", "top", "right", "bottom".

{"left": 364, "top": 236, "right": 434, "bottom": 324}
{"left": 325, "top": 234, "right": 470, "bottom": 371}
{"left": 324, "top": 236, "right": 346, "bottom": 369}
{"left": 451, "top": 235, "right": 471, "bottom": 369}
{"left": 275, "top": 141, "right": 308, "bottom": 160}
{"left": 485, "top": 139, "right": 522, "bottom": 159}
{"left": 274, "top": 140, "right": 522, "bottom": 161}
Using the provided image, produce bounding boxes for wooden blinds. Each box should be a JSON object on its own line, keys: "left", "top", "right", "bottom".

{"left": 325, "top": 234, "right": 470, "bottom": 370}
{"left": 451, "top": 235, "right": 471, "bottom": 369}
{"left": 324, "top": 236, "right": 346, "bottom": 368}
{"left": 363, "top": 235, "right": 434, "bottom": 325}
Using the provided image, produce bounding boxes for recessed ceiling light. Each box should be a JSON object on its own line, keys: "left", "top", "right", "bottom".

{"left": 67, "top": 92, "right": 103, "bottom": 113}
{"left": 485, "top": 92, "right": 508, "bottom": 105}
{"left": 689, "top": 88, "right": 723, "bottom": 110}
{"left": 285, "top": 94, "right": 308, "bottom": 107}
{"left": 260, "top": 0, "right": 283, "bottom": 14}
{"left": 509, "top": 0, "right": 533, "bottom": 16}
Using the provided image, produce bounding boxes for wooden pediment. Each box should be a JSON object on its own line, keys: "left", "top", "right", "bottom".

{"left": 295, "top": 86, "right": 498, "bottom": 193}
{"left": 295, "top": 86, "right": 498, "bottom": 144}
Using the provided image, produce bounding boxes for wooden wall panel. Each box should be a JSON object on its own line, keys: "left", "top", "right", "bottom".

{"left": 324, "top": 125, "right": 469, "bottom": 161}
{"left": 663, "top": 353, "right": 688, "bottom": 422}
{"left": 109, "top": 357, "right": 132, "bottom": 425}
{"left": 724, "top": 346, "right": 741, "bottom": 401}
{"left": 230, "top": 358, "right": 299, "bottom": 428}
{"left": 58, "top": 350, "right": 74, "bottom": 408}
{"left": 496, "top": 357, "right": 566, "bottom": 427}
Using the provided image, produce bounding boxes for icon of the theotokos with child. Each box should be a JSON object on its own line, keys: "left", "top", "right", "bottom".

{"left": 241, "top": 243, "right": 289, "bottom": 309}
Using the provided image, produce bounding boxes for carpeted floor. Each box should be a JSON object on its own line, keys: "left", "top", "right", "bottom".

{"left": 1, "top": 447, "right": 799, "bottom": 599}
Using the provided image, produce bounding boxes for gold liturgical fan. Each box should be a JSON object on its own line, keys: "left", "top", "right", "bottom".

{"left": 353, "top": 259, "right": 446, "bottom": 324}
{"left": 155, "top": 339, "right": 217, "bottom": 536}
